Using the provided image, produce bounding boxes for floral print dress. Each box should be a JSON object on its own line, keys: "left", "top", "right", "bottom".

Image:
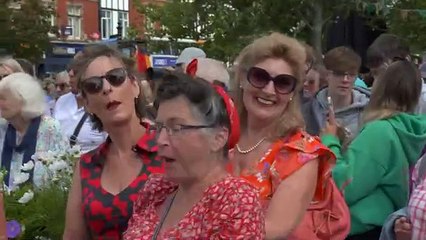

{"left": 124, "top": 174, "right": 265, "bottom": 239}
{"left": 0, "top": 115, "right": 69, "bottom": 188}
{"left": 80, "top": 130, "right": 164, "bottom": 239}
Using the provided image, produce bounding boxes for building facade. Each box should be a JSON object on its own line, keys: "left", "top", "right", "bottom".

{"left": 55, "top": 0, "right": 99, "bottom": 40}
{"left": 99, "top": 0, "right": 130, "bottom": 39}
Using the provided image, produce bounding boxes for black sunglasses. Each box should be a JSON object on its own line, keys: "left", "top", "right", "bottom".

{"left": 80, "top": 68, "right": 127, "bottom": 94}
{"left": 247, "top": 67, "right": 297, "bottom": 94}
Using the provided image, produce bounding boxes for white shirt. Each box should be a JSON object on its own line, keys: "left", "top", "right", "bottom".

{"left": 416, "top": 83, "right": 426, "bottom": 114}
{"left": 53, "top": 92, "right": 107, "bottom": 153}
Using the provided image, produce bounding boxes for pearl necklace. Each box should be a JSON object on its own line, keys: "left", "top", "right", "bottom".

{"left": 236, "top": 137, "right": 266, "bottom": 154}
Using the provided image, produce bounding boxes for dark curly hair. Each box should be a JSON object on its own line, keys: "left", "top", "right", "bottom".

{"left": 156, "top": 72, "right": 231, "bottom": 156}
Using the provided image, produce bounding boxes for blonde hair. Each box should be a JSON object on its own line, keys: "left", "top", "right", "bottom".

{"left": 234, "top": 32, "right": 306, "bottom": 139}
{"left": 0, "top": 58, "right": 24, "bottom": 74}
{"left": 362, "top": 60, "right": 421, "bottom": 124}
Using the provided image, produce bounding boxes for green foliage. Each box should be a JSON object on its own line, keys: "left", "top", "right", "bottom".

{"left": 387, "top": 0, "right": 426, "bottom": 53}
{"left": 0, "top": 0, "right": 54, "bottom": 62}
{"left": 138, "top": 0, "right": 426, "bottom": 60}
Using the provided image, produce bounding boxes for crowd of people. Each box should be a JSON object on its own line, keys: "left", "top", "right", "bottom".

{"left": 0, "top": 31, "right": 425, "bottom": 240}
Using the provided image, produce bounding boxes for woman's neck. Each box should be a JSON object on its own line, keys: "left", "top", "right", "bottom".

{"left": 105, "top": 116, "right": 146, "bottom": 161}
{"left": 242, "top": 117, "right": 273, "bottom": 145}
{"left": 9, "top": 115, "right": 31, "bottom": 135}
{"left": 178, "top": 164, "right": 228, "bottom": 197}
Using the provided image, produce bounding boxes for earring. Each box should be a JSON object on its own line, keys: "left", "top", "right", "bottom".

{"left": 289, "top": 97, "right": 293, "bottom": 101}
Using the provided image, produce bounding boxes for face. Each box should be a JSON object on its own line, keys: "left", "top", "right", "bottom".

{"left": 242, "top": 58, "right": 296, "bottom": 123}
{"left": 68, "top": 69, "right": 79, "bottom": 94}
{"left": 303, "top": 69, "right": 320, "bottom": 98}
{"left": 82, "top": 56, "right": 140, "bottom": 129}
{"left": 326, "top": 69, "right": 357, "bottom": 97}
{"left": 55, "top": 77, "right": 70, "bottom": 96}
{"left": 0, "top": 89, "right": 23, "bottom": 120}
{"left": 156, "top": 96, "right": 227, "bottom": 183}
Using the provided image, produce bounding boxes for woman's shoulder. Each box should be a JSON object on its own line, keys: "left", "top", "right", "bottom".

{"left": 206, "top": 176, "right": 259, "bottom": 202}
{"left": 279, "top": 130, "right": 334, "bottom": 160}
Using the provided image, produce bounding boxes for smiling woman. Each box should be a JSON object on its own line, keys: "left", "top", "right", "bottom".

{"left": 228, "top": 33, "right": 346, "bottom": 240}
{"left": 63, "top": 44, "right": 164, "bottom": 240}
{"left": 124, "top": 72, "right": 264, "bottom": 239}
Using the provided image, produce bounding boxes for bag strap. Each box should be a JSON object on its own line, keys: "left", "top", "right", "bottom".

{"left": 69, "top": 112, "right": 89, "bottom": 147}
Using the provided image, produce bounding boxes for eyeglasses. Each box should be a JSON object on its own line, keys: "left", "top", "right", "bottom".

{"left": 80, "top": 68, "right": 127, "bottom": 94}
{"left": 331, "top": 71, "right": 357, "bottom": 79}
{"left": 0, "top": 74, "right": 9, "bottom": 81}
{"left": 247, "top": 67, "right": 297, "bottom": 94}
{"left": 151, "top": 122, "right": 215, "bottom": 136}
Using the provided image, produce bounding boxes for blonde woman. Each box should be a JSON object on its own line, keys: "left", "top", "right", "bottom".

{"left": 322, "top": 60, "right": 426, "bottom": 239}
{"left": 228, "top": 33, "right": 337, "bottom": 239}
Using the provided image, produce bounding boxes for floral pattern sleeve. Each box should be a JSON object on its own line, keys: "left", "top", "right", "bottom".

{"left": 269, "top": 131, "right": 335, "bottom": 201}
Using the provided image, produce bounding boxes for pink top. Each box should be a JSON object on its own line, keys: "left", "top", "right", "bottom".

{"left": 124, "top": 174, "right": 265, "bottom": 239}
{"left": 409, "top": 157, "right": 426, "bottom": 240}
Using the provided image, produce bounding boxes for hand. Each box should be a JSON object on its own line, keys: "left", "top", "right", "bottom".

{"left": 394, "top": 217, "right": 412, "bottom": 240}
{"left": 321, "top": 106, "right": 338, "bottom": 137}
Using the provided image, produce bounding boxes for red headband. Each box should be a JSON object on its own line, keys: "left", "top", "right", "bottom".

{"left": 212, "top": 85, "right": 240, "bottom": 149}
{"left": 186, "top": 58, "right": 240, "bottom": 149}
{"left": 186, "top": 58, "right": 198, "bottom": 77}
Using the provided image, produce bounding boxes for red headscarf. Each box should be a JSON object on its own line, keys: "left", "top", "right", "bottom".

{"left": 186, "top": 58, "right": 240, "bottom": 149}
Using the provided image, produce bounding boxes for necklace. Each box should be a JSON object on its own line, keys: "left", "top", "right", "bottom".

{"left": 236, "top": 137, "right": 266, "bottom": 154}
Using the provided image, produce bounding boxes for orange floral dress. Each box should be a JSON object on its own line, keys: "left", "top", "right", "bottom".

{"left": 228, "top": 130, "right": 335, "bottom": 203}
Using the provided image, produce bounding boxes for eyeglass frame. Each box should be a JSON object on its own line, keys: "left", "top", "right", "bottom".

{"left": 151, "top": 122, "right": 216, "bottom": 137}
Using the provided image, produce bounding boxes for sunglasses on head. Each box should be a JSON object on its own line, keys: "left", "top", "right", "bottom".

{"left": 80, "top": 68, "right": 127, "bottom": 94}
{"left": 247, "top": 67, "right": 297, "bottom": 94}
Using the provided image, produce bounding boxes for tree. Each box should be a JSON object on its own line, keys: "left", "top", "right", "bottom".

{"left": 386, "top": 0, "right": 426, "bottom": 53}
{"left": 136, "top": 0, "right": 385, "bottom": 61}
{"left": 0, "top": 0, "right": 54, "bottom": 62}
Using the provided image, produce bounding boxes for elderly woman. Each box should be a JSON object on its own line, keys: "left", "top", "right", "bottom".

{"left": 0, "top": 73, "right": 68, "bottom": 187}
{"left": 228, "top": 33, "right": 341, "bottom": 239}
{"left": 63, "top": 44, "right": 164, "bottom": 239}
{"left": 0, "top": 58, "right": 24, "bottom": 80}
{"left": 124, "top": 73, "right": 264, "bottom": 239}
{"left": 322, "top": 60, "right": 426, "bottom": 239}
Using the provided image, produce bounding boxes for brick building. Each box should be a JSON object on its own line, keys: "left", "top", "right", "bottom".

{"left": 55, "top": 0, "right": 100, "bottom": 40}
{"left": 53, "top": 0, "right": 161, "bottom": 41}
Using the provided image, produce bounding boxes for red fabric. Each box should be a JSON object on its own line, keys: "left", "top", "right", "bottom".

{"left": 229, "top": 130, "right": 350, "bottom": 239}
{"left": 213, "top": 85, "right": 240, "bottom": 149}
{"left": 136, "top": 49, "right": 148, "bottom": 73}
{"left": 80, "top": 130, "right": 164, "bottom": 239}
{"left": 185, "top": 58, "right": 198, "bottom": 77}
{"left": 124, "top": 174, "right": 265, "bottom": 239}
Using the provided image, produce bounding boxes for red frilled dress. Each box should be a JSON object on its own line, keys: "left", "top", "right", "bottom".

{"left": 123, "top": 174, "right": 265, "bottom": 239}
{"left": 79, "top": 130, "right": 164, "bottom": 239}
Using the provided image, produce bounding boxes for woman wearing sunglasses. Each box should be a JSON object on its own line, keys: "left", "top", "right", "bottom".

{"left": 63, "top": 44, "right": 164, "bottom": 240}
{"left": 124, "top": 73, "right": 264, "bottom": 239}
{"left": 228, "top": 33, "right": 338, "bottom": 239}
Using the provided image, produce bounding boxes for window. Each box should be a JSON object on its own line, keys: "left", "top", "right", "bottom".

{"left": 118, "top": 11, "right": 129, "bottom": 38}
{"left": 67, "top": 5, "right": 82, "bottom": 39}
{"left": 101, "top": 10, "right": 113, "bottom": 39}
